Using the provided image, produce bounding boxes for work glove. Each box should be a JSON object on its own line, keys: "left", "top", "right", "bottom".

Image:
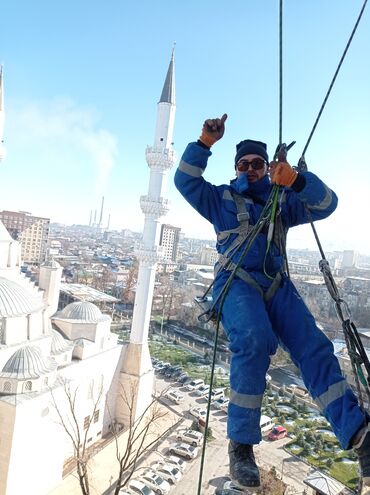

{"left": 269, "top": 161, "right": 297, "bottom": 187}
{"left": 199, "top": 114, "right": 228, "bottom": 148}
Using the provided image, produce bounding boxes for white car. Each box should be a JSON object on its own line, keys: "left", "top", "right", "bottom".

{"left": 189, "top": 406, "right": 207, "bottom": 421}
{"left": 150, "top": 461, "right": 181, "bottom": 484}
{"left": 194, "top": 384, "right": 210, "bottom": 397}
{"left": 176, "top": 428, "right": 203, "bottom": 446}
{"left": 140, "top": 470, "right": 170, "bottom": 495}
{"left": 168, "top": 442, "right": 199, "bottom": 460}
{"left": 185, "top": 379, "right": 204, "bottom": 391}
{"left": 126, "top": 479, "right": 155, "bottom": 495}
{"left": 213, "top": 396, "right": 229, "bottom": 410}
{"left": 164, "top": 389, "right": 184, "bottom": 404}
{"left": 166, "top": 455, "right": 187, "bottom": 472}
{"left": 210, "top": 388, "right": 225, "bottom": 402}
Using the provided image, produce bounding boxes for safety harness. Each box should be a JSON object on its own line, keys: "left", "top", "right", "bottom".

{"left": 214, "top": 189, "right": 284, "bottom": 303}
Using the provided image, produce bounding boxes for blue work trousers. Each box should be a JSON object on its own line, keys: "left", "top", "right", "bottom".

{"left": 217, "top": 275, "right": 365, "bottom": 448}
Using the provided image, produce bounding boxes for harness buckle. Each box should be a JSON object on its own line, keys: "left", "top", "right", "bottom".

{"left": 194, "top": 296, "right": 218, "bottom": 323}
{"left": 237, "top": 212, "right": 249, "bottom": 222}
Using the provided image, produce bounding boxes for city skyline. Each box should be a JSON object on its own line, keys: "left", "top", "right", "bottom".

{"left": 1, "top": 1, "right": 369, "bottom": 254}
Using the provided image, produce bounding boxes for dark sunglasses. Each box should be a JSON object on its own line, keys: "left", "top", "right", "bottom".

{"left": 236, "top": 158, "right": 267, "bottom": 171}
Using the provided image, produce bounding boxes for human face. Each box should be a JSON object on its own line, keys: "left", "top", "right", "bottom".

{"left": 236, "top": 154, "right": 268, "bottom": 183}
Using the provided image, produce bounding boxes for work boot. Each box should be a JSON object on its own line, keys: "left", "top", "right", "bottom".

{"left": 228, "top": 440, "right": 260, "bottom": 488}
{"left": 353, "top": 425, "right": 370, "bottom": 494}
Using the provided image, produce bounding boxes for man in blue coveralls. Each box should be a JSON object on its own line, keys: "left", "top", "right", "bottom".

{"left": 174, "top": 114, "right": 370, "bottom": 492}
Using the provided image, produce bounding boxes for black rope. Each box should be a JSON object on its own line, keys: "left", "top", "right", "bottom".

{"left": 301, "top": 0, "right": 368, "bottom": 158}
{"left": 279, "top": 0, "right": 283, "bottom": 145}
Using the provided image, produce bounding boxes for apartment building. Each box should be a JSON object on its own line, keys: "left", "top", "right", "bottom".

{"left": 0, "top": 210, "right": 50, "bottom": 264}
{"left": 160, "top": 223, "right": 181, "bottom": 262}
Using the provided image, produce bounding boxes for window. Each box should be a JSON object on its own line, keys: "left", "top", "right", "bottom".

{"left": 24, "top": 381, "right": 32, "bottom": 392}
{"left": 83, "top": 416, "right": 90, "bottom": 429}
{"left": 3, "top": 381, "right": 11, "bottom": 393}
{"left": 93, "top": 410, "right": 100, "bottom": 423}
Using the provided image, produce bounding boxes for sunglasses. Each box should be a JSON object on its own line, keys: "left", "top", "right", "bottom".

{"left": 236, "top": 158, "right": 267, "bottom": 171}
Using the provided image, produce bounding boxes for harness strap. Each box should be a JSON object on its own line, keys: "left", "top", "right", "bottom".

{"left": 217, "top": 192, "right": 252, "bottom": 258}
{"left": 216, "top": 256, "right": 282, "bottom": 302}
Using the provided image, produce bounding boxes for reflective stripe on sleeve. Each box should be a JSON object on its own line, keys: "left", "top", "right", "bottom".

{"left": 230, "top": 389, "right": 263, "bottom": 409}
{"left": 307, "top": 186, "right": 333, "bottom": 211}
{"left": 314, "top": 380, "right": 349, "bottom": 411}
{"left": 222, "top": 189, "right": 253, "bottom": 204}
{"left": 178, "top": 160, "right": 204, "bottom": 177}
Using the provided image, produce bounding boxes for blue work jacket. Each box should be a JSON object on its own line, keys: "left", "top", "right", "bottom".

{"left": 174, "top": 142, "right": 338, "bottom": 280}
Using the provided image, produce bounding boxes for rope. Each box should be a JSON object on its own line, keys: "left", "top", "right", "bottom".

{"left": 279, "top": 0, "right": 283, "bottom": 145}
{"left": 301, "top": 0, "right": 368, "bottom": 158}
{"left": 196, "top": 188, "right": 279, "bottom": 494}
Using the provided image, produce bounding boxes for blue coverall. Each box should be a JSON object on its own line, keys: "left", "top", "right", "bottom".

{"left": 174, "top": 141, "right": 365, "bottom": 449}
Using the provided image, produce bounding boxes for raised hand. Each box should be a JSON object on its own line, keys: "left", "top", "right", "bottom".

{"left": 199, "top": 114, "right": 228, "bottom": 147}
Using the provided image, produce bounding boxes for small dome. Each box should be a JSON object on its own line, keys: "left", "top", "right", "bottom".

{"left": 1, "top": 346, "right": 57, "bottom": 379}
{"left": 0, "top": 277, "right": 44, "bottom": 317}
{"left": 55, "top": 301, "right": 109, "bottom": 323}
{"left": 50, "top": 329, "right": 74, "bottom": 355}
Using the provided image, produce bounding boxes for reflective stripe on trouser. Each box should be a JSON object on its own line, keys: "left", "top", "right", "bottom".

{"left": 218, "top": 276, "right": 365, "bottom": 448}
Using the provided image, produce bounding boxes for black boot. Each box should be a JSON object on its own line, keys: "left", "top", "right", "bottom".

{"left": 354, "top": 426, "right": 370, "bottom": 494}
{"left": 228, "top": 440, "right": 260, "bottom": 488}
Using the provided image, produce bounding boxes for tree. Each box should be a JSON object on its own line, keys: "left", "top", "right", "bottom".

{"left": 50, "top": 378, "right": 103, "bottom": 495}
{"left": 111, "top": 384, "right": 173, "bottom": 494}
{"left": 121, "top": 261, "right": 139, "bottom": 304}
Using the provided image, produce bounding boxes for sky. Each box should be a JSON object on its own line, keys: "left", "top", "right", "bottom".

{"left": 1, "top": 1, "right": 370, "bottom": 255}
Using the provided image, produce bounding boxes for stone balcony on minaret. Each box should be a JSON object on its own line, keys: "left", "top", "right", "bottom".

{"left": 139, "top": 195, "right": 169, "bottom": 218}
{"left": 145, "top": 145, "right": 176, "bottom": 172}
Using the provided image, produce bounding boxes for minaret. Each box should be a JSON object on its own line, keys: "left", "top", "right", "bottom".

{"left": 117, "top": 49, "right": 176, "bottom": 423}
{"left": 0, "top": 66, "right": 5, "bottom": 161}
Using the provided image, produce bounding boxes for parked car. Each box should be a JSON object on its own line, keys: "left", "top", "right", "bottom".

{"left": 150, "top": 461, "right": 181, "bottom": 484}
{"left": 166, "top": 455, "right": 187, "bottom": 472}
{"left": 164, "top": 389, "right": 184, "bottom": 404}
{"left": 168, "top": 442, "right": 199, "bottom": 460}
{"left": 177, "top": 373, "right": 190, "bottom": 384}
{"left": 220, "top": 398, "right": 229, "bottom": 413}
{"left": 127, "top": 479, "right": 155, "bottom": 495}
{"left": 185, "top": 379, "right": 205, "bottom": 391}
{"left": 213, "top": 396, "right": 229, "bottom": 410}
{"left": 158, "top": 364, "right": 171, "bottom": 375}
{"left": 194, "top": 384, "right": 210, "bottom": 397}
{"left": 189, "top": 406, "right": 207, "bottom": 421}
{"left": 268, "top": 425, "right": 288, "bottom": 441}
{"left": 140, "top": 469, "right": 170, "bottom": 494}
{"left": 210, "top": 388, "right": 225, "bottom": 402}
{"left": 176, "top": 428, "right": 203, "bottom": 446}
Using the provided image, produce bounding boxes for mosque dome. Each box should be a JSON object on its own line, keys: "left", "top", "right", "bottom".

{"left": 0, "top": 345, "right": 57, "bottom": 380}
{"left": 0, "top": 277, "right": 44, "bottom": 317}
{"left": 55, "top": 301, "right": 109, "bottom": 323}
{"left": 50, "top": 329, "right": 74, "bottom": 355}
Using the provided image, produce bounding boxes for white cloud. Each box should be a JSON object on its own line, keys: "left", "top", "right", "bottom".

{"left": 7, "top": 97, "right": 118, "bottom": 199}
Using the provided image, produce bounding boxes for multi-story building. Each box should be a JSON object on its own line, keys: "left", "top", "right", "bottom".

{"left": 0, "top": 210, "right": 49, "bottom": 264}
{"left": 342, "top": 250, "right": 358, "bottom": 268}
{"left": 159, "top": 224, "right": 181, "bottom": 262}
{"left": 200, "top": 245, "right": 218, "bottom": 266}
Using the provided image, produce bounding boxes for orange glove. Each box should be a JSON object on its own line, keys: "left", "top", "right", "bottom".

{"left": 270, "top": 161, "right": 297, "bottom": 187}
{"left": 199, "top": 114, "right": 227, "bottom": 147}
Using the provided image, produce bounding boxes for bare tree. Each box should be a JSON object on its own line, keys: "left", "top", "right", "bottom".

{"left": 49, "top": 378, "right": 103, "bottom": 495}
{"left": 111, "top": 383, "right": 172, "bottom": 494}
{"left": 121, "top": 261, "right": 138, "bottom": 304}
